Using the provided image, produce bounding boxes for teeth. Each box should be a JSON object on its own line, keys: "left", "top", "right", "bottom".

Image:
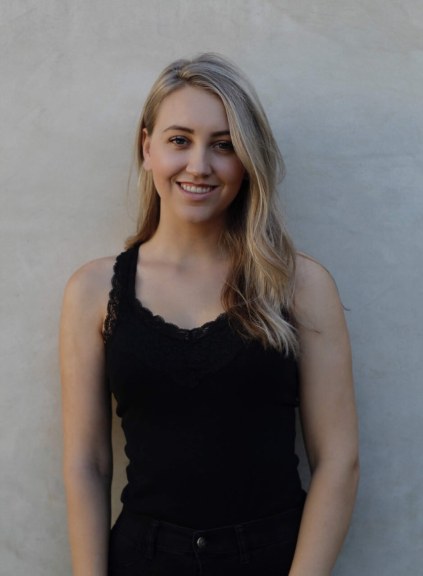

{"left": 179, "top": 183, "right": 214, "bottom": 194}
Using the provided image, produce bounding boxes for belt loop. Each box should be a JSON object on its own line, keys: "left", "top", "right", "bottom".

{"left": 145, "top": 520, "right": 159, "bottom": 559}
{"left": 235, "top": 525, "right": 249, "bottom": 565}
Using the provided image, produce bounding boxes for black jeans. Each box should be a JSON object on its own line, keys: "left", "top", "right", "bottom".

{"left": 108, "top": 505, "right": 303, "bottom": 575}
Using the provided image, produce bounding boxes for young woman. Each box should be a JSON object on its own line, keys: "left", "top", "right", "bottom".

{"left": 60, "top": 54, "right": 359, "bottom": 576}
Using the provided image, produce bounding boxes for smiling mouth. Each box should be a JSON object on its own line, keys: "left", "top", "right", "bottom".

{"left": 178, "top": 182, "right": 218, "bottom": 195}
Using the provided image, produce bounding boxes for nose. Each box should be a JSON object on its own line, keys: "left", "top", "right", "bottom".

{"left": 186, "top": 146, "right": 212, "bottom": 177}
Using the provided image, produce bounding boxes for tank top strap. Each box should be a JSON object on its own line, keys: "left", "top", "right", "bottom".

{"left": 102, "top": 242, "right": 140, "bottom": 344}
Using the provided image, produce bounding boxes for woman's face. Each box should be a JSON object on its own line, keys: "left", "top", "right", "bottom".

{"left": 142, "top": 85, "right": 245, "bottom": 228}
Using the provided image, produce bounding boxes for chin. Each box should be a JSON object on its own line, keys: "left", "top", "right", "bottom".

{"left": 177, "top": 209, "right": 224, "bottom": 227}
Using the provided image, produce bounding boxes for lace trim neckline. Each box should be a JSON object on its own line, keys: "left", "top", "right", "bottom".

{"left": 132, "top": 297, "right": 228, "bottom": 340}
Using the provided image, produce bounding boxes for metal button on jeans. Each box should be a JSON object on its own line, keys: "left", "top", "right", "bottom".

{"left": 196, "top": 536, "right": 207, "bottom": 549}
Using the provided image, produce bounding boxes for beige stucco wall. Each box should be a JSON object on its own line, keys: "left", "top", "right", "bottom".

{"left": 1, "top": 1, "right": 422, "bottom": 574}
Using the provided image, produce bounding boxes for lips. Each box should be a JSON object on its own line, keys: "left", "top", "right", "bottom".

{"left": 178, "top": 182, "right": 218, "bottom": 195}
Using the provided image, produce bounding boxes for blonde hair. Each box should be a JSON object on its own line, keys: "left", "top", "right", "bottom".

{"left": 127, "top": 53, "right": 299, "bottom": 356}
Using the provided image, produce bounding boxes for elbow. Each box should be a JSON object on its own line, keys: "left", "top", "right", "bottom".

{"left": 342, "top": 454, "right": 360, "bottom": 507}
{"left": 341, "top": 453, "right": 360, "bottom": 502}
{"left": 63, "top": 459, "right": 113, "bottom": 487}
{"left": 345, "top": 445, "right": 360, "bottom": 484}
{"left": 310, "top": 451, "right": 360, "bottom": 496}
{"left": 351, "top": 453, "right": 360, "bottom": 491}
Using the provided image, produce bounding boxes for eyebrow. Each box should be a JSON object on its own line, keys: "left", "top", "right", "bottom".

{"left": 162, "top": 125, "right": 231, "bottom": 137}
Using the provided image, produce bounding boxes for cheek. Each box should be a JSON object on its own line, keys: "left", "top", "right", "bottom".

{"left": 224, "top": 158, "right": 246, "bottom": 186}
{"left": 150, "top": 151, "right": 183, "bottom": 180}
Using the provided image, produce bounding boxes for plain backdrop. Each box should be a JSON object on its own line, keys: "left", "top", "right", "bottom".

{"left": 1, "top": 1, "right": 422, "bottom": 574}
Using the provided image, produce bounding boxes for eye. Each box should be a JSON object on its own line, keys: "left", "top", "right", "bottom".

{"left": 169, "top": 136, "right": 189, "bottom": 147}
{"left": 213, "top": 140, "right": 235, "bottom": 152}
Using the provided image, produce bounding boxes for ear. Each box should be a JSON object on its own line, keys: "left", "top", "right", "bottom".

{"left": 142, "top": 128, "right": 152, "bottom": 171}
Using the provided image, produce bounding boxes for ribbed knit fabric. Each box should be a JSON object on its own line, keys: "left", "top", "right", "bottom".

{"left": 104, "top": 243, "right": 306, "bottom": 529}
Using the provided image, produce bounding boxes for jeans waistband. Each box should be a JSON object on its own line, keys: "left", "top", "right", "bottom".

{"left": 118, "top": 505, "right": 304, "bottom": 564}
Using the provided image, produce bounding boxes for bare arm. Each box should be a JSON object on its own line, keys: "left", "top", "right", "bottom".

{"left": 60, "top": 259, "right": 114, "bottom": 576}
{"left": 288, "top": 256, "right": 360, "bottom": 576}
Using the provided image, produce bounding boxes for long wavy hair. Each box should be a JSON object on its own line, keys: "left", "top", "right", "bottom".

{"left": 127, "top": 53, "right": 299, "bottom": 356}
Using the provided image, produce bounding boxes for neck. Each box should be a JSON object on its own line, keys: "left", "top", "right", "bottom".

{"left": 143, "top": 218, "right": 228, "bottom": 266}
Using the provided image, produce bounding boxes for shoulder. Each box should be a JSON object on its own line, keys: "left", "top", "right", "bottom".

{"left": 64, "top": 256, "right": 116, "bottom": 298}
{"left": 293, "top": 252, "right": 345, "bottom": 334}
{"left": 62, "top": 256, "right": 117, "bottom": 325}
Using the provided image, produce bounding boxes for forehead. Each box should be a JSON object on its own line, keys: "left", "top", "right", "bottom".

{"left": 154, "top": 85, "right": 229, "bottom": 131}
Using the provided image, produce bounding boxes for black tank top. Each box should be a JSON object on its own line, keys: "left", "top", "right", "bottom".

{"left": 103, "top": 243, "right": 306, "bottom": 529}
